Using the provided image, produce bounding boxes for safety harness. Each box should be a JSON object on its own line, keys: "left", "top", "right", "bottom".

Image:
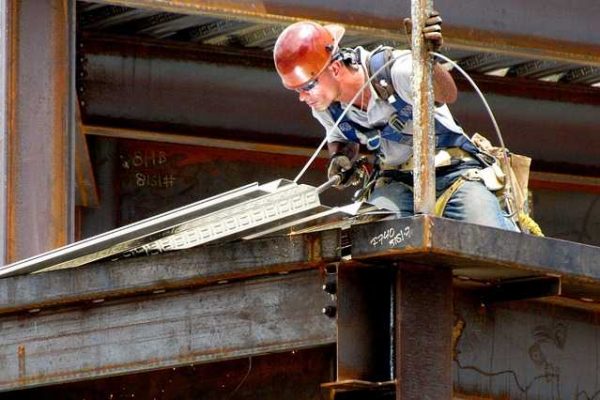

{"left": 328, "top": 46, "right": 480, "bottom": 158}
{"left": 326, "top": 47, "right": 543, "bottom": 235}
{"left": 327, "top": 46, "right": 482, "bottom": 217}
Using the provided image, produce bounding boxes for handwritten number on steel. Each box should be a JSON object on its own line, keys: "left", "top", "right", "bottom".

{"left": 370, "top": 226, "right": 412, "bottom": 247}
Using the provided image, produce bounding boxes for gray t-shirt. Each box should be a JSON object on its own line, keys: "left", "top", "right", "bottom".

{"left": 312, "top": 47, "right": 465, "bottom": 166}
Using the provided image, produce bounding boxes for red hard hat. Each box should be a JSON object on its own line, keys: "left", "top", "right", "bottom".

{"left": 273, "top": 21, "right": 345, "bottom": 90}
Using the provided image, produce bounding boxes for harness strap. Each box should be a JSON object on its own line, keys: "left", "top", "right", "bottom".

{"left": 434, "top": 176, "right": 466, "bottom": 217}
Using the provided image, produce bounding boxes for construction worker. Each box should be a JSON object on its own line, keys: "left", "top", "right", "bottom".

{"left": 273, "top": 13, "right": 518, "bottom": 231}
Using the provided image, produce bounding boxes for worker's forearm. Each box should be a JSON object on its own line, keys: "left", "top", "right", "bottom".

{"left": 433, "top": 62, "right": 458, "bottom": 104}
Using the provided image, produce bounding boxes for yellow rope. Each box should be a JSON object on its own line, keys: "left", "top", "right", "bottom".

{"left": 435, "top": 177, "right": 544, "bottom": 237}
{"left": 518, "top": 211, "right": 544, "bottom": 236}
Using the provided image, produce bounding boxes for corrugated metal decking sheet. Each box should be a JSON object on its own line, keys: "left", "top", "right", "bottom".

{"left": 0, "top": 180, "right": 379, "bottom": 278}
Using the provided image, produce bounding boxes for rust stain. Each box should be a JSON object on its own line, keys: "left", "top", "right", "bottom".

{"left": 49, "top": 0, "right": 70, "bottom": 250}
{"left": 305, "top": 233, "right": 322, "bottom": 263}
{"left": 6, "top": 0, "right": 20, "bottom": 263}
{"left": 423, "top": 215, "right": 434, "bottom": 251}
{"left": 17, "top": 345, "right": 25, "bottom": 381}
{"left": 6, "top": 1, "right": 71, "bottom": 261}
{"left": 452, "top": 314, "right": 466, "bottom": 361}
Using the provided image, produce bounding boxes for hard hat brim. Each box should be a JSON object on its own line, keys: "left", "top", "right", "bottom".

{"left": 324, "top": 24, "right": 345, "bottom": 53}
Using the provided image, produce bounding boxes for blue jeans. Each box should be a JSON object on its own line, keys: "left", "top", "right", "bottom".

{"left": 368, "top": 163, "right": 519, "bottom": 231}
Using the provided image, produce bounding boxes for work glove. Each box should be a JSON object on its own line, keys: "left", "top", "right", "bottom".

{"left": 327, "top": 154, "right": 354, "bottom": 189}
{"left": 403, "top": 10, "right": 444, "bottom": 52}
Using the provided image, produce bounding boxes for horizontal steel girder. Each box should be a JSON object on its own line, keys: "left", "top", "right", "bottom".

{"left": 78, "top": 37, "right": 600, "bottom": 169}
{"left": 351, "top": 215, "right": 600, "bottom": 303}
{"left": 0, "top": 220, "right": 599, "bottom": 397}
{"left": 97, "top": 0, "right": 600, "bottom": 66}
{"left": 0, "top": 229, "right": 341, "bottom": 314}
{"left": 0, "top": 271, "right": 336, "bottom": 391}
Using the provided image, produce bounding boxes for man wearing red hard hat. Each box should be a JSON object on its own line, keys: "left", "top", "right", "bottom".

{"left": 273, "top": 12, "right": 518, "bottom": 231}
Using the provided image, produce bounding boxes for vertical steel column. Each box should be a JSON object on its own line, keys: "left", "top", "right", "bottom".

{"left": 411, "top": 0, "right": 436, "bottom": 214}
{"left": 1, "top": 0, "right": 74, "bottom": 263}
{"left": 395, "top": 264, "right": 453, "bottom": 399}
{"left": 0, "top": 1, "right": 8, "bottom": 264}
{"left": 337, "top": 266, "right": 394, "bottom": 382}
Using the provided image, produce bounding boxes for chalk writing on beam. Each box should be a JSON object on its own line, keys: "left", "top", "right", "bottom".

{"left": 369, "top": 226, "right": 412, "bottom": 247}
{"left": 135, "top": 173, "right": 176, "bottom": 188}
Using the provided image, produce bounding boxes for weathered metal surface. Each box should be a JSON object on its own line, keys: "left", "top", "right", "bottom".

{"left": 411, "top": 0, "right": 436, "bottom": 215}
{"left": 4, "top": 0, "right": 75, "bottom": 262}
{"left": 0, "top": 271, "right": 336, "bottom": 392}
{"left": 322, "top": 380, "right": 396, "bottom": 400}
{"left": 336, "top": 266, "right": 394, "bottom": 382}
{"left": 78, "top": 36, "right": 600, "bottom": 171}
{"left": 0, "top": 179, "right": 357, "bottom": 277}
{"left": 97, "top": 0, "right": 600, "bottom": 65}
{"left": 396, "top": 263, "right": 453, "bottom": 399}
{"left": 454, "top": 292, "right": 600, "bottom": 399}
{"left": 0, "top": 229, "right": 340, "bottom": 315}
{"left": 477, "top": 275, "right": 561, "bottom": 305}
{"left": 74, "top": 104, "right": 99, "bottom": 208}
{"left": 351, "top": 216, "right": 600, "bottom": 303}
{"left": 4, "top": 347, "right": 336, "bottom": 399}
{"left": 453, "top": 72, "right": 600, "bottom": 106}
{"left": 0, "top": 0, "right": 8, "bottom": 265}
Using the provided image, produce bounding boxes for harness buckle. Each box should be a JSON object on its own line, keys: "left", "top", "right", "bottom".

{"left": 388, "top": 113, "right": 406, "bottom": 132}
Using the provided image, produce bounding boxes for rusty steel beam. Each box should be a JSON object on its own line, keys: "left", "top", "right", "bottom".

{"left": 0, "top": 271, "right": 336, "bottom": 392}
{"left": 453, "top": 291, "right": 600, "bottom": 399}
{"left": 80, "top": 32, "right": 600, "bottom": 105}
{"left": 0, "top": 1, "right": 8, "bottom": 264}
{"left": 11, "top": 347, "right": 336, "bottom": 399}
{"left": 351, "top": 216, "right": 600, "bottom": 304}
{"left": 336, "top": 266, "right": 394, "bottom": 383}
{"left": 411, "top": 0, "right": 436, "bottom": 215}
{"left": 77, "top": 34, "right": 600, "bottom": 172}
{"left": 529, "top": 172, "right": 600, "bottom": 195}
{"left": 2, "top": 0, "right": 75, "bottom": 263}
{"left": 396, "top": 263, "right": 453, "bottom": 399}
{"left": 0, "top": 229, "right": 340, "bottom": 315}
{"left": 95, "top": 0, "right": 600, "bottom": 66}
{"left": 452, "top": 71, "right": 600, "bottom": 106}
{"left": 74, "top": 104, "right": 99, "bottom": 208}
{"left": 83, "top": 125, "right": 600, "bottom": 195}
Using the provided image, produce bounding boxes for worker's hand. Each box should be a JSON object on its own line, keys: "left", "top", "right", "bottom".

{"left": 403, "top": 10, "right": 443, "bottom": 52}
{"left": 327, "top": 154, "right": 354, "bottom": 188}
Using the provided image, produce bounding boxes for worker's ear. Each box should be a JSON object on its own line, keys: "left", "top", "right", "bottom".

{"left": 329, "top": 60, "right": 343, "bottom": 78}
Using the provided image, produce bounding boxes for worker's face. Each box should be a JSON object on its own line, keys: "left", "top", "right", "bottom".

{"left": 296, "top": 64, "right": 340, "bottom": 112}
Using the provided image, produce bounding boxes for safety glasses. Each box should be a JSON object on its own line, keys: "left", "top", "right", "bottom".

{"left": 295, "top": 78, "right": 319, "bottom": 93}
